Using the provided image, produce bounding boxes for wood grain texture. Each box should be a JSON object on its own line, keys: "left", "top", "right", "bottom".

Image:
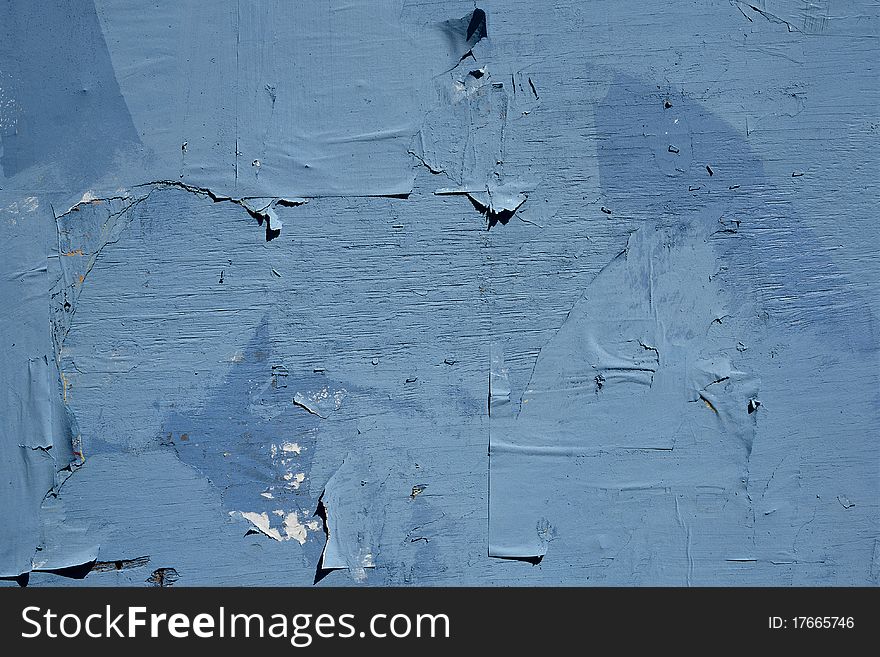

{"left": 1, "top": 0, "right": 877, "bottom": 586}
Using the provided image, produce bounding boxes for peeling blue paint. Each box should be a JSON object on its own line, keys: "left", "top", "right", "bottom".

{"left": 1, "top": 0, "right": 877, "bottom": 586}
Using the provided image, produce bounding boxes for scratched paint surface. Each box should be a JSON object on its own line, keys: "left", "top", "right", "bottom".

{"left": 1, "top": 1, "right": 877, "bottom": 586}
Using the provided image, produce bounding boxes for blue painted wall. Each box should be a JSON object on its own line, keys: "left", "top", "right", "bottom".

{"left": 1, "top": 0, "right": 877, "bottom": 586}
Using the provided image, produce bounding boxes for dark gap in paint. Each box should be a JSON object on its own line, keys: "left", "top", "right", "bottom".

{"left": 0, "top": 573, "right": 29, "bottom": 587}
{"left": 146, "top": 567, "right": 180, "bottom": 587}
{"left": 274, "top": 198, "right": 303, "bottom": 207}
{"left": 458, "top": 49, "right": 477, "bottom": 64}
{"left": 92, "top": 555, "right": 151, "bottom": 573}
{"left": 440, "top": 7, "right": 489, "bottom": 67}
{"left": 313, "top": 498, "right": 334, "bottom": 585}
{"left": 528, "top": 77, "right": 539, "bottom": 99}
{"left": 34, "top": 560, "right": 96, "bottom": 580}
{"left": 467, "top": 195, "right": 516, "bottom": 228}
{"left": 244, "top": 206, "right": 265, "bottom": 225}
{"left": 408, "top": 150, "right": 445, "bottom": 174}
{"left": 494, "top": 555, "right": 544, "bottom": 565}
{"left": 240, "top": 205, "right": 280, "bottom": 241}
{"left": 466, "top": 8, "right": 488, "bottom": 43}
{"left": 134, "top": 181, "right": 288, "bottom": 242}
{"left": 486, "top": 352, "right": 494, "bottom": 418}
{"left": 699, "top": 394, "right": 718, "bottom": 414}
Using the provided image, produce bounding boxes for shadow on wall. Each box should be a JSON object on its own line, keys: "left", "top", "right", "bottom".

{"left": 0, "top": 0, "right": 140, "bottom": 185}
